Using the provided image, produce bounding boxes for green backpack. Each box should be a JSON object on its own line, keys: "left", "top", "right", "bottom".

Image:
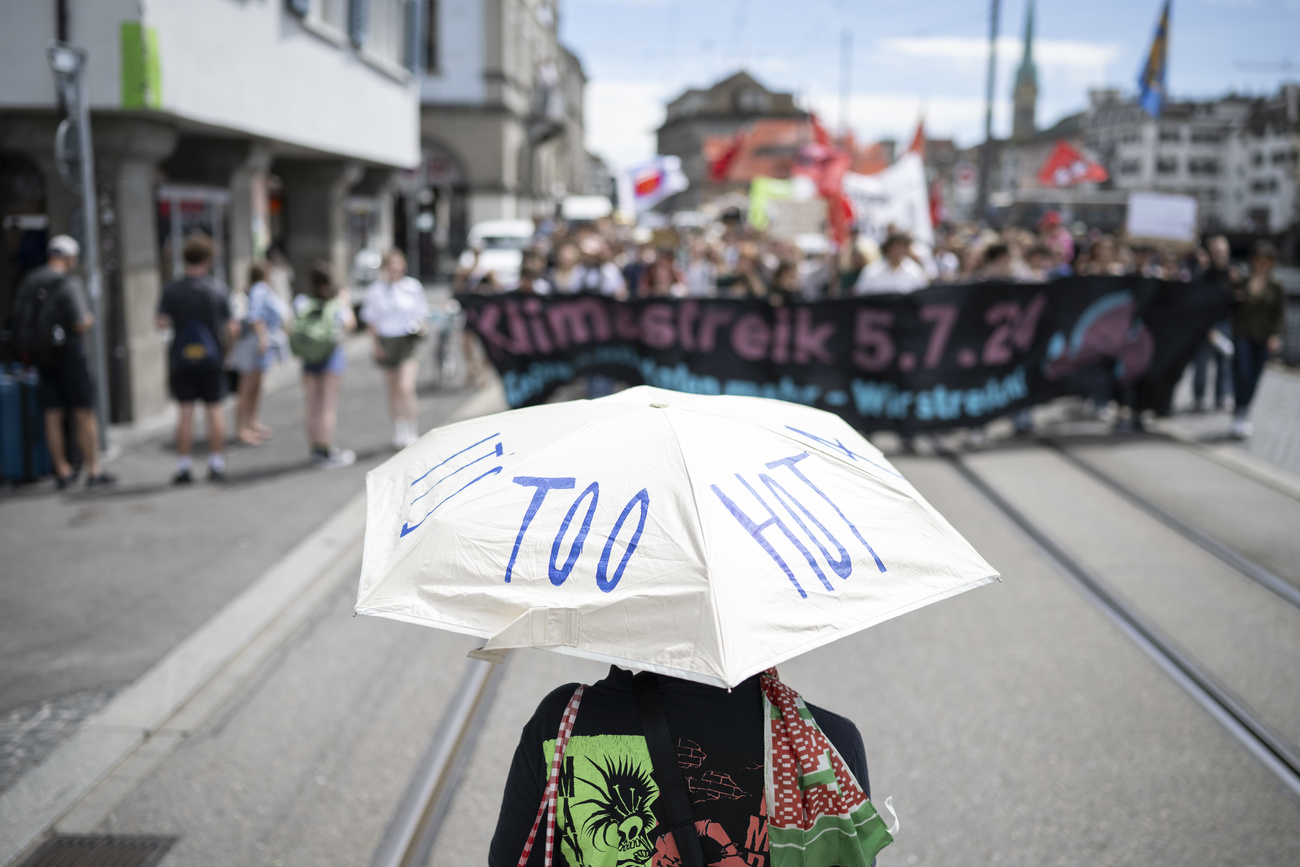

{"left": 289, "top": 299, "right": 342, "bottom": 364}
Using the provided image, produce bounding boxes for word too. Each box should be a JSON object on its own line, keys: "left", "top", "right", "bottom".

{"left": 504, "top": 477, "right": 651, "bottom": 593}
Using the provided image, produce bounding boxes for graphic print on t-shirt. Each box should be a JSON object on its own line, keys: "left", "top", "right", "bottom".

{"left": 543, "top": 735, "right": 768, "bottom": 867}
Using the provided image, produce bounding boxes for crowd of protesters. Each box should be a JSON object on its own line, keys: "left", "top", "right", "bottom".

{"left": 452, "top": 207, "right": 1288, "bottom": 439}
{"left": 7, "top": 206, "right": 1288, "bottom": 491}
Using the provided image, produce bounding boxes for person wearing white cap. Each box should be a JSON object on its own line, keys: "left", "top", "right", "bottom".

{"left": 11, "top": 234, "right": 115, "bottom": 489}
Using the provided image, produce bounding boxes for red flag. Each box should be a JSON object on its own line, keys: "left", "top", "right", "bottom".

{"left": 1037, "top": 140, "right": 1109, "bottom": 187}
{"left": 907, "top": 119, "right": 925, "bottom": 157}
{"left": 708, "top": 130, "right": 747, "bottom": 183}
{"left": 809, "top": 112, "right": 834, "bottom": 147}
{"left": 929, "top": 177, "right": 945, "bottom": 226}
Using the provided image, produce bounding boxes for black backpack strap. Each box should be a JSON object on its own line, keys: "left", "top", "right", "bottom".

{"left": 632, "top": 672, "right": 705, "bottom": 867}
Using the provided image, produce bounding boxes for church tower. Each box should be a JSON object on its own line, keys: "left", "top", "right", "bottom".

{"left": 1012, "top": 0, "right": 1038, "bottom": 141}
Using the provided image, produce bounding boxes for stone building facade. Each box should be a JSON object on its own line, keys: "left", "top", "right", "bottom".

{"left": 414, "top": 0, "right": 591, "bottom": 265}
{"left": 656, "top": 71, "right": 806, "bottom": 212}
{"left": 0, "top": 0, "right": 419, "bottom": 423}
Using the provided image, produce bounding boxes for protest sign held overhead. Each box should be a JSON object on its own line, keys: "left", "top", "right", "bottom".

{"left": 843, "top": 152, "right": 934, "bottom": 247}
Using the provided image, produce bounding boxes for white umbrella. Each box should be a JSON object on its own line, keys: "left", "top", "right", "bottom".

{"left": 356, "top": 386, "right": 997, "bottom": 688}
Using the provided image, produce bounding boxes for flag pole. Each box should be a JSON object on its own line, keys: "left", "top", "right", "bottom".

{"left": 839, "top": 28, "right": 852, "bottom": 136}
{"left": 975, "top": 0, "right": 1001, "bottom": 222}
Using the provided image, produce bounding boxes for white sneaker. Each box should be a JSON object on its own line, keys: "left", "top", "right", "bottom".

{"left": 1229, "top": 418, "right": 1252, "bottom": 440}
{"left": 393, "top": 423, "right": 418, "bottom": 449}
{"left": 315, "top": 447, "right": 357, "bottom": 468}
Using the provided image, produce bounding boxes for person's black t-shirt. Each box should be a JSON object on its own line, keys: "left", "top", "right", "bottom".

{"left": 158, "top": 275, "right": 231, "bottom": 367}
{"left": 489, "top": 666, "right": 870, "bottom": 867}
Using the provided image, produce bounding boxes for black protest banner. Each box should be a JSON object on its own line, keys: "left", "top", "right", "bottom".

{"left": 460, "top": 276, "right": 1230, "bottom": 432}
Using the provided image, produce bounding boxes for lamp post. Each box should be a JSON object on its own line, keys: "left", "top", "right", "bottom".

{"left": 975, "top": 0, "right": 1001, "bottom": 223}
{"left": 48, "top": 41, "right": 109, "bottom": 450}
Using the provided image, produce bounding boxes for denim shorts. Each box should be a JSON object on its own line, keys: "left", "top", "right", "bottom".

{"left": 302, "top": 345, "right": 347, "bottom": 376}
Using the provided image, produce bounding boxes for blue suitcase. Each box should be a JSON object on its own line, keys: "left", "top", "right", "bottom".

{"left": 0, "top": 370, "right": 23, "bottom": 481}
{"left": 18, "top": 368, "right": 52, "bottom": 479}
{"left": 0, "top": 366, "right": 53, "bottom": 482}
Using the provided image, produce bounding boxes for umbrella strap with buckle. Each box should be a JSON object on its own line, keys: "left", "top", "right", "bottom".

{"left": 517, "top": 684, "right": 585, "bottom": 867}
{"left": 632, "top": 672, "right": 706, "bottom": 867}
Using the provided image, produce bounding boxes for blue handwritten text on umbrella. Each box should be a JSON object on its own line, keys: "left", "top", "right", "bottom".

{"left": 712, "top": 452, "right": 886, "bottom": 599}
{"left": 504, "top": 477, "right": 651, "bottom": 593}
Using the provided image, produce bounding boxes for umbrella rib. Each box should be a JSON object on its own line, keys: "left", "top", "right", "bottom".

{"left": 656, "top": 408, "right": 727, "bottom": 677}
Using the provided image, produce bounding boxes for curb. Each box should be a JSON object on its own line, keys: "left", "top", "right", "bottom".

{"left": 0, "top": 379, "right": 507, "bottom": 867}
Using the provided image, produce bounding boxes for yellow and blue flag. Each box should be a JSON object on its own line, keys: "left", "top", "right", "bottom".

{"left": 1137, "top": 0, "right": 1171, "bottom": 118}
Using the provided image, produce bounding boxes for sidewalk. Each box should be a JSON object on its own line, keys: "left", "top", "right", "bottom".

{"left": 1160, "top": 362, "right": 1300, "bottom": 480}
{"left": 0, "top": 328, "right": 478, "bottom": 797}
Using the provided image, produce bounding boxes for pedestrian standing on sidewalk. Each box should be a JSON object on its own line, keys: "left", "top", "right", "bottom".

{"left": 293, "top": 262, "right": 356, "bottom": 467}
{"left": 1229, "top": 241, "right": 1287, "bottom": 440}
{"left": 1190, "top": 235, "right": 1235, "bottom": 412}
{"left": 156, "top": 235, "right": 236, "bottom": 484}
{"left": 360, "top": 249, "right": 429, "bottom": 449}
{"left": 11, "top": 234, "right": 115, "bottom": 489}
{"left": 229, "top": 261, "right": 286, "bottom": 445}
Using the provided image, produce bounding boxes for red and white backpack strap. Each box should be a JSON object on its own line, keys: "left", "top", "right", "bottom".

{"left": 517, "top": 685, "right": 585, "bottom": 867}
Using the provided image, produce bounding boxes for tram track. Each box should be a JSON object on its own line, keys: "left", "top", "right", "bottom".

{"left": 937, "top": 441, "right": 1300, "bottom": 800}
{"left": 371, "top": 658, "right": 507, "bottom": 867}
{"left": 1041, "top": 437, "right": 1300, "bottom": 612}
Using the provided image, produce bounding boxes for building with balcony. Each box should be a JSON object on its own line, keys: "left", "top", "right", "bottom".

{"left": 0, "top": 0, "right": 420, "bottom": 423}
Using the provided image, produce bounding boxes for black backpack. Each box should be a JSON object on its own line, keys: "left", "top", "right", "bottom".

{"left": 13, "top": 270, "right": 71, "bottom": 368}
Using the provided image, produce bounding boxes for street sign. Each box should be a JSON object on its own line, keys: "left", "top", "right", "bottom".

{"left": 54, "top": 118, "right": 81, "bottom": 194}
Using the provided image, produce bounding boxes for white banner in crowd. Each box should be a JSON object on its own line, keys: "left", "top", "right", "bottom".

{"left": 1125, "top": 191, "right": 1199, "bottom": 244}
{"left": 843, "top": 152, "right": 934, "bottom": 247}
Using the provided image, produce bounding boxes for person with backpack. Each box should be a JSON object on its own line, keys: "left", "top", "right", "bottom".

{"left": 12, "top": 234, "right": 115, "bottom": 489}
{"left": 156, "top": 234, "right": 237, "bottom": 483}
{"left": 292, "top": 261, "right": 356, "bottom": 468}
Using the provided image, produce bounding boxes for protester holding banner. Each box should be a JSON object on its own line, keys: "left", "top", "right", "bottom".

{"left": 572, "top": 237, "right": 628, "bottom": 299}
{"left": 854, "top": 233, "right": 929, "bottom": 294}
{"left": 548, "top": 243, "right": 582, "bottom": 294}
{"left": 1229, "top": 241, "right": 1287, "bottom": 439}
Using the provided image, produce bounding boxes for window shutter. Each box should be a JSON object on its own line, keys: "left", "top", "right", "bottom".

{"left": 286, "top": 0, "right": 310, "bottom": 16}
{"left": 349, "top": 0, "right": 369, "bottom": 48}
{"left": 404, "top": 0, "right": 424, "bottom": 73}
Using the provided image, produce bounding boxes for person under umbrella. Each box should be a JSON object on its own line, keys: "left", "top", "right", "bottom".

{"left": 358, "top": 387, "right": 994, "bottom": 866}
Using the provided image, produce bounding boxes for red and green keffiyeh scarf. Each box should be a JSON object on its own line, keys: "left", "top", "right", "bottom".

{"left": 761, "top": 668, "right": 896, "bottom": 866}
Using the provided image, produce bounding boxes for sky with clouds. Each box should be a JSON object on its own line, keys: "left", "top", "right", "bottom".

{"left": 557, "top": 0, "right": 1300, "bottom": 171}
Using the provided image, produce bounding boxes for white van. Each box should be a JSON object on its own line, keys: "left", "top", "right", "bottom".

{"left": 460, "top": 219, "right": 535, "bottom": 289}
